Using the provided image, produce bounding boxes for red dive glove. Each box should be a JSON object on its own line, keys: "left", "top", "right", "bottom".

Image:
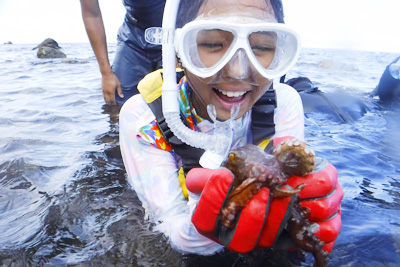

{"left": 186, "top": 168, "right": 294, "bottom": 253}
{"left": 261, "top": 136, "right": 344, "bottom": 253}
{"left": 284, "top": 157, "right": 343, "bottom": 252}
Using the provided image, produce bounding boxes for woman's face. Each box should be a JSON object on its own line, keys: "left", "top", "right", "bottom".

{"left": 185, "top": 0, "right": 277, "bottom": 121}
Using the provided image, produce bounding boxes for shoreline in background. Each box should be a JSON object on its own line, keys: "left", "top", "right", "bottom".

{"left": 1, "top": 41, "right": 399, "bottom": 54}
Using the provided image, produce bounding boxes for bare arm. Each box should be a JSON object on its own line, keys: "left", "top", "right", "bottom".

{"left": 80, "top": 0, "right": 123, "bottom": 104}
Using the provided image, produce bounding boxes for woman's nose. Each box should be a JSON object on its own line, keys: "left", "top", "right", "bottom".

{"left": 222, "top": 49, "right": 251, "bottom": 80}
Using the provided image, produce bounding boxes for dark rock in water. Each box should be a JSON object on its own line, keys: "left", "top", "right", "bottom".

{"left": 37, "top": 46, "right": 66, "bottom": 59}
{"left": 34, "top": 38, "right": 66, "bottom": 58}
{"left": 33, "top": 38, "right": 61, "bottom": 50}
{"left": 4, "top": 41, "right": 13, "bottom": 45}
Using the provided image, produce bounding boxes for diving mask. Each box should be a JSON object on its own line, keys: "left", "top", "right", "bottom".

{"left": 146, "top": 19, "right": 301, "bottom": 79}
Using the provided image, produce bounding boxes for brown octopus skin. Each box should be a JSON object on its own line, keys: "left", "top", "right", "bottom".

{"left": 221, "top": 138, "right": 328, "bottom": 267}
{"left": 288, "top": 200, "right": 329, "bottom": 267}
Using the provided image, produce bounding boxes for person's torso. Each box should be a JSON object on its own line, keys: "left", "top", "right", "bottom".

{"left": 123, "top": 0, "right": 166, "bottom": 27}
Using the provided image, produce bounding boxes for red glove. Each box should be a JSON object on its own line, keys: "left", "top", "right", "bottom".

{"left": 260, "top": 136, "right": 343, "bottom": 253}
{"left": 186, "top": 168, "right": 293, "bottom": 253}
{"left": 284, "top": 157, "right": 343, "bottom": 252}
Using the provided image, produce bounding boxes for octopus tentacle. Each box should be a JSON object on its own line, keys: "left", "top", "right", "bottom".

{"left": 221, "top": 178, "right": 262, "bottom": 228}
{"left": 288, "top": 202, "right": 329, "bottom": 267}
{"left": 271, "top": 183, "right": 306, "bottom": 198}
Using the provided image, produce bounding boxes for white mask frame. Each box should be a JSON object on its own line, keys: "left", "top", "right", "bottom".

{"left": 174, "top": 20, "right": 301, "bottom": 79}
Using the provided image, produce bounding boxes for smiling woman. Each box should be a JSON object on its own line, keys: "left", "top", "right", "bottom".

{"left": 119, "top": 1, "right": 343, "bottom": 264}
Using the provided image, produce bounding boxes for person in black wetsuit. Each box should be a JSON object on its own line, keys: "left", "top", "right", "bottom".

{"left": 80, "top": 0, "right": 165, "bottom": 104}
{"left": 282, "top": 56, "right": 400, "bottom": 123}
{"left": 372, "top": 56, "right": 400, "bottom": 105}
{"left": 282, "top": 76, "right": 369, "bottom": 123}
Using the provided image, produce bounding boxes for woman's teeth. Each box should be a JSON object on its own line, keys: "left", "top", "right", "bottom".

{"left": 217, "top": 88, "right": 247, "bottom": 97}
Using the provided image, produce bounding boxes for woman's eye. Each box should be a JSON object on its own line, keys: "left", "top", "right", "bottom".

{"left": 198, "top": 42, "right": 224, "bottom": 51}
{"left": 249, "top": 31, "right": 277, "bottom": 54}
{"left": 251, "top": 46, "right": 275, "bottom": 53}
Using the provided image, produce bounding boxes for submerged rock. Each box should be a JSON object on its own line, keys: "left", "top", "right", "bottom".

{"left": 34, "top": 38, "right": 66, "bottom": 58}
{"left": 37, "top": 46, "right": 66, "bottom": 58}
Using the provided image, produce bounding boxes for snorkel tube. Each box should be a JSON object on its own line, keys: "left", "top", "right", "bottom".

{"left": 159, "top": 0, "right": 239, "bottom": 169}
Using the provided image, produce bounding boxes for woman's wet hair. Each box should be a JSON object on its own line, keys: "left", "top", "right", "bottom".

{"left": 176, "top": 0, "right": 284, "bottom": 28}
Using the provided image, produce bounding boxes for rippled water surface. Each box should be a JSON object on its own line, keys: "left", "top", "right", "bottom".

{"left": 0, "top": 44, "right": 399, "bottom": 266}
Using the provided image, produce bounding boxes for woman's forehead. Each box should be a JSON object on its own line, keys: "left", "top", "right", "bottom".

{"left": 197, "top": 0, "right": 275, "bottom": 21}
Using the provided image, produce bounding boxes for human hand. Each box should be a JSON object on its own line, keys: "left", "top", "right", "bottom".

{"left": 284, "top": 157, "right": 343, "bottom": 252}
{"left": 186, "top": 168, "right": 290, "bottom": 253}
{"left": 257, "top": 136, "right": 343, "bottom": 252}
{"left": 101, "top": 71, "right": 123, "bottom": 104}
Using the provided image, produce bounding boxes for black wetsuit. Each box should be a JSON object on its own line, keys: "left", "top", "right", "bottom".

{"left": 113, "top": 0, "right": 165, "bottom": 104}
{"left": 373, "top": 56, "right": 400, "bottom": 104}
{"left": 284, "top": 56, "right": 400, "bottom": 123}
{"left": 284, "top": 77, "right": 368, "bottom": 123}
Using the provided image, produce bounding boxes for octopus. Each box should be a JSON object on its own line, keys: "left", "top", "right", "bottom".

{"left": 221, "top": 138, "right": 329, "bottom": 267}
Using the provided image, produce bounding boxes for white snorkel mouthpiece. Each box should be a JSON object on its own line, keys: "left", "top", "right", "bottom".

{"left": 147, "top": 0, "right": 239, "bottom": 169}
{"left": 199, "top": 104, "right": 240, "bottom": 169}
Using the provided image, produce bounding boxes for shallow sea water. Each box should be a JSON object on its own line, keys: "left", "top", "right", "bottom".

{"left": 0, "top": 43, "right": 399, "bottom": 266}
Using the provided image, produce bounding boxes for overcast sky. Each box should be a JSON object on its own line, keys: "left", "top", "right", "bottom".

{"left": 0, "top": 0, "right": 399, "bottom": 53}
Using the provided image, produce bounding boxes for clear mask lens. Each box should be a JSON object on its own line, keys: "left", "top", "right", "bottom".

{"left": 192, "top": 29, "right": 235, "bottom": 69}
